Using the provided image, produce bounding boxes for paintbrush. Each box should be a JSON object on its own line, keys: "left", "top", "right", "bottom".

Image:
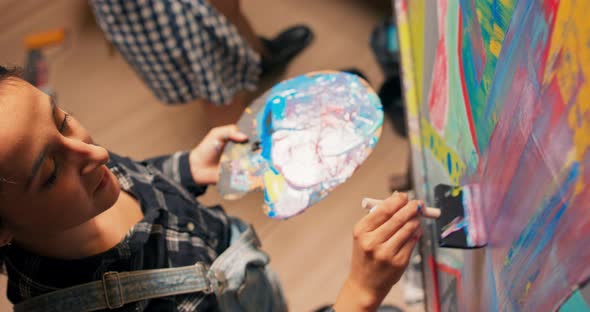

{"left": 433, "top": 183, "right": 487, "bottom": 249}
{"left": 361, "top": 184, "right": 487, "bottom": 249}
{"left": 361, "top": 197, "right": 442, "bottom": 219}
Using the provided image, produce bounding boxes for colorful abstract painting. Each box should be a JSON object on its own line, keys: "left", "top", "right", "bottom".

{"left": 218, "top": 71, "right": 383, "bottom": 219}
{"left": 395, "top": 0, "right": 590, "bottom": 311}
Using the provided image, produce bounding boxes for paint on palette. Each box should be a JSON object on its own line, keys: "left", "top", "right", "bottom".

{"left": 218, "top": 71, "right": 383, "bottom": 219}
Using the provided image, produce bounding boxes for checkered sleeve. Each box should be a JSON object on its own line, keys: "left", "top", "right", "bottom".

{"left": 142, "top": 151, "right": 207, "bottom": 197}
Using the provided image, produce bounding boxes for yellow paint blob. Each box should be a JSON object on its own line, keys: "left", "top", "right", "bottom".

{"left": 264, "top": 170, "right": 285, "bottom": 202}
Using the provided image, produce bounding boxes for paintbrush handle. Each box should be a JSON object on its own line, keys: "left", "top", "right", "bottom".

{"left": 361, "top": 198, "right": 441, "bottom": 219}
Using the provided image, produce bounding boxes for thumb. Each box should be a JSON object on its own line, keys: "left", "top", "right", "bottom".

{"left": 214, "top": 124, "right": 248, "bottom": 142}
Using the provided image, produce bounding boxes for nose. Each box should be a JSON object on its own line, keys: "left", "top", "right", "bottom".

{"left": 62, "top": 137, "right": 109, "bottom": 175}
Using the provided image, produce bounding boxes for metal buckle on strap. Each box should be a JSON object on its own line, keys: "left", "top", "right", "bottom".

{"left": 195, "top": 263, "right": 226, "bottom": 294}
{"left": 102, "top": 271, "right": 124, "bottom": 309}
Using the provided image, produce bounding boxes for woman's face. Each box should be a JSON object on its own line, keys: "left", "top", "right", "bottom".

{"left": 0, "top": 78, "right": 120, "bottom": 239}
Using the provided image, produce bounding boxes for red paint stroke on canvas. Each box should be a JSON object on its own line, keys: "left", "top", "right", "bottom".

{"left": 428, "top": 256, "right": 442, "bottom": 312}
{"left": 437, "top": 262, "right": 463, "bottom": 304}
{"left": 428, "top": 0, "right": 450, "bottom": 134}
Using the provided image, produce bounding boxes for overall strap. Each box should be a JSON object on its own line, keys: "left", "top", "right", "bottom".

{"left": 14, "top": 262, "right": 220, "bottom": 312}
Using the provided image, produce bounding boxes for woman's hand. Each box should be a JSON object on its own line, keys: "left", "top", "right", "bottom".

{"left": 334, "top": 192, "right": 422, "bottom": 312}
{"left": 189, "top": 125, "right": 248, "bottom": 185}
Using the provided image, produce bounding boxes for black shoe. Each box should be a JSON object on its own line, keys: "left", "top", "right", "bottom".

{"left": 260, "top": 25, "right": 314, "bottom": 76}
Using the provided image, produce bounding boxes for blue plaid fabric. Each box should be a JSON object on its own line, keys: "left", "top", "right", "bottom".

{"left": 5, "top": 152, "right": 234, "bottom": 311}
{"left": 90, "top": 0, "right": 261, "bottom": 105}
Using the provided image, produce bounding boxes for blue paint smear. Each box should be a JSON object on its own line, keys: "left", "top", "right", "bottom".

{"left": 263, "top": 188, "right": 270, "bottom": 203}
{"left": 447, "top": 152, "right": 453, "bottom": 174}
{"left": 430, "top": 135, "right": 434, "bottom": 148}
{"left": 559, "top": 290, "right": 590, "bottom": 311}
{"left": 259, "top": 96, "right": 274, "bottom": 161}
{"left": 505, "top": 162, "right": 579, "bottom": 265}
{"left": 504, "top": 162, "right": 580, "bottom": 307}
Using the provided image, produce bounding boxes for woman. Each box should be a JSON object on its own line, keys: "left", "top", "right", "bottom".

{"left": 89, "top": 0, "right": 314, "bottom": 125}
{"left": 0, "top": 67, "right": 422, "bottom": 311}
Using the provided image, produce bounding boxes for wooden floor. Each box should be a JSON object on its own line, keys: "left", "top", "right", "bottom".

{"left": 0, "top": 1, "right": 423, "bottom": 311}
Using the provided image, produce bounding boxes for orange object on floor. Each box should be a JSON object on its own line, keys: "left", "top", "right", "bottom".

{"left": 24, "top": 28, "right": 66, "bottom": 49}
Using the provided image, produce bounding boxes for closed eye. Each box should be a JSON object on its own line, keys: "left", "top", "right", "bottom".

{"left": 42, "top": 112, "right": 69, "bottom": 189}
{"left": 59, "top": 113, "right": 69, "bottom": 133}
{"left": 43, "top": 161, "right": 59, "bottom": 188}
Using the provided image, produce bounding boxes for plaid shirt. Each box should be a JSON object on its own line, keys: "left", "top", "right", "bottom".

{"left": 5, "top": 152, "right": 233, "bottom": 311}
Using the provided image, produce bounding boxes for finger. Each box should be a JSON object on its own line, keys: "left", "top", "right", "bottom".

{"left": 372, "top": 200, "right": 421, "bottom": 243}
{"left": 361, "top": 198, "right": 381, "bottom": 211}
{"left": 391, "top": 230, "right": 420, "bottom": 267}
{"left": 382, "top": 216, "right": 421, "bottom": 256}
{"left": 355, "top": 192, "right": 408, "bottom": 233}
{"left": 212, "top": 139, "right": 223, "bottom": 153}
{"left": 226, "top": 126, "right": 248, "bottom": 142}
{"left": 211, "top": 125, "right": 248, "bottom": 142}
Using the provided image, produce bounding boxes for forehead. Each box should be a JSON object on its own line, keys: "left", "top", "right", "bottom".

{"left": 0, "top": 79, "right": 48, "bottom": 182}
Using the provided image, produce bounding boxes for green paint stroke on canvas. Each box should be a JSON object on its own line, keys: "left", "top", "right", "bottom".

{"left": 444, "top": 0, "right": 478, "bottom": 170}
{"left": 559, "top": 290, "right": 590, "bottom": 312}
{"left": 408, "top": 0, "right": 425, "bottom": 103}
{"left": 464, "top": 0, "right": 516, "bottom": 152}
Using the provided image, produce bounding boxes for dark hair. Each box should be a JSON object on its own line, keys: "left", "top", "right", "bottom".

{"left": 0, "top": 66, "right": 22, "bottom": 82}
{"left": 0, "top": 65, "right": 22, "bottom": 274}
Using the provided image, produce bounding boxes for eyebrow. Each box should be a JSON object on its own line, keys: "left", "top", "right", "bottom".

{"left": 25, "top": 96, "right": 57, "bottom": 190}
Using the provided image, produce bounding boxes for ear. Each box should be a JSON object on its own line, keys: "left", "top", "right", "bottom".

{"left": 0, "top": 228, "right": 13, "bottom": 247}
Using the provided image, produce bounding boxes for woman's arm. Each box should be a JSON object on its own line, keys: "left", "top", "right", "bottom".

{"left": 333, "top": 192, "right": 422, "bottom": 311}
{"left": 142, "top": 151, "right": 209, "bottom": 197}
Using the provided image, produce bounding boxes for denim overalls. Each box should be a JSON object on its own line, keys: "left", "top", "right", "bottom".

{"left": 14, "top": 218, "right": 287, "bottom": 312}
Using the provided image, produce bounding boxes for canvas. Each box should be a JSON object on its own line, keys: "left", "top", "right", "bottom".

{"left": 395, "top": 0, "right": 590, "bottom": 310}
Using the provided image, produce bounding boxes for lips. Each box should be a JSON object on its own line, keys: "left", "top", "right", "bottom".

{"left": 94, "top": 166, "right": 110, "bottom": 194}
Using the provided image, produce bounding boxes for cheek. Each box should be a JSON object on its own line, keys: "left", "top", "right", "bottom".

{"left": 28, "top": 178, "right": 94, "bottom": 233}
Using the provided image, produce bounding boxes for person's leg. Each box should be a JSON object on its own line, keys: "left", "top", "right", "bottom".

{"left": 208, "top": 0, "right": 267, "bottom": 56}
{"left": 201, "top": 90, "right": 251, "bottom": 127}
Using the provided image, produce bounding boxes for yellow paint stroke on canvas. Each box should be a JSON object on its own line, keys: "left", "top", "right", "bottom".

{"left": 421, "top": 118, "right": 467, "bottom": 184}
{"left": 395, "top": 0, "right": 428, "bottom": 198}
{"left": 396, "top": 1, "right": 421, "bottom": 150}
{"left": 489, "top": 25, "right": 505, "bottom": 57}
{"left": 408, "top": 0, "right": 425, "bottom": 101}
{"left": 489, "top": 39, "right": 502, "bottom": 57}
{"left": 544, "top": 1, "right": 590, "bottom": 194}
